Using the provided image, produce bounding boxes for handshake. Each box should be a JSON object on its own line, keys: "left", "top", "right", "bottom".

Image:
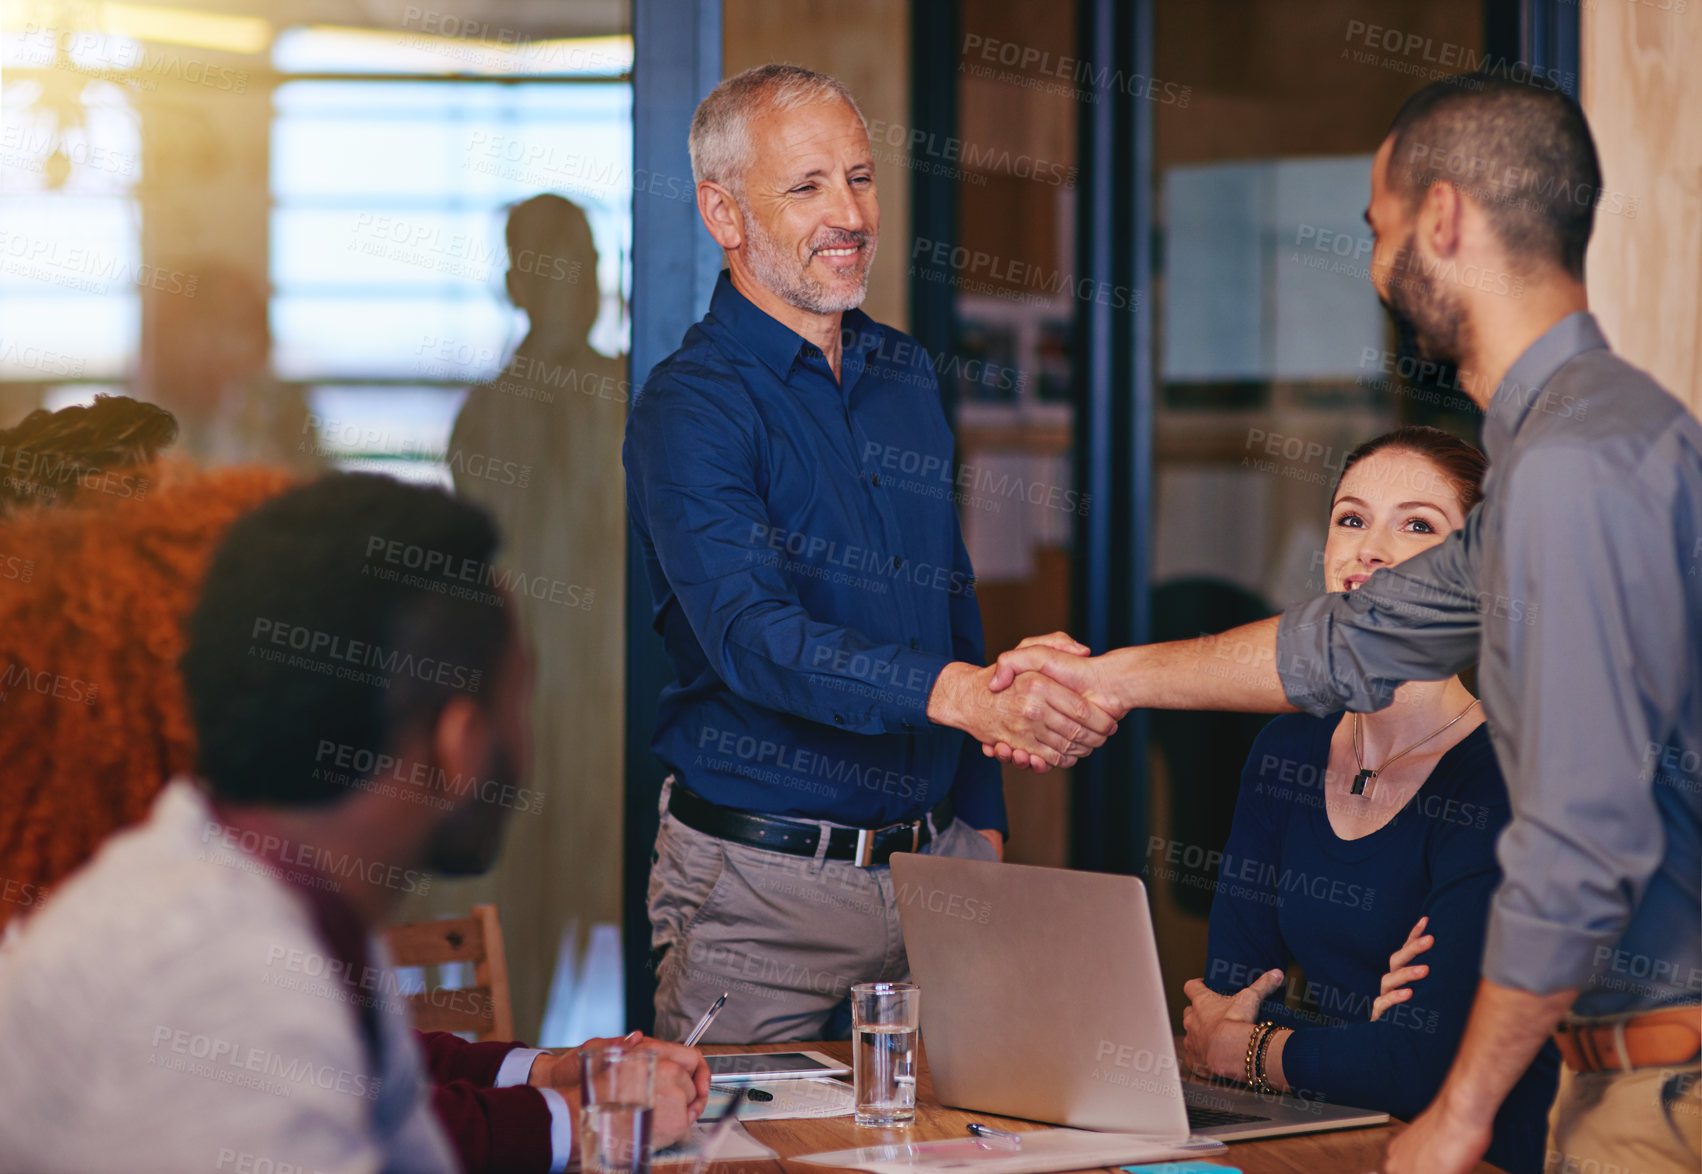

{"left": 925, "top": 632, "right": 1129, "bottom": 773}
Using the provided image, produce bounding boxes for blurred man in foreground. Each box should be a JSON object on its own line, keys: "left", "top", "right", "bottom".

{"left": 0, "top": 474, "right": 706, "bottom": 1173}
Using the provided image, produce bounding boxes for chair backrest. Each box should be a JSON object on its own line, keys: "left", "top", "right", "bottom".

{"left": 383, "top": 903, "right": 515, "bottom": 1042}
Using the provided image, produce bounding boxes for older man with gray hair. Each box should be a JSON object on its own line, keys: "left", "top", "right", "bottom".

{"left": 624, "top": 64, "right": 1116, "bottom": 1042}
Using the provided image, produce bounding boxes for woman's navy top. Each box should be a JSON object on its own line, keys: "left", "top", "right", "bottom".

{"left": 1205, "top": 712, "right": 1559, "bottom": 1174}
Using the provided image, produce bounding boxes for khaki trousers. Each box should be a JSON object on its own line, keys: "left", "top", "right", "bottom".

{"left": 1546, "top": 1061, "right": 1701, "bottom": 1174}
{"left": 647, "top": 782, "right": 1000, "bottom": 1044}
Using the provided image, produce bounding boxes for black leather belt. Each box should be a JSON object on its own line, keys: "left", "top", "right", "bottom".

{"left": 666, "top": 785, "right": 954, "bottom": 867}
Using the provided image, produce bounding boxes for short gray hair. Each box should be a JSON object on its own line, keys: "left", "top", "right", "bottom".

{"left": 688, "top": 64, "right": 865, "bottom": 191}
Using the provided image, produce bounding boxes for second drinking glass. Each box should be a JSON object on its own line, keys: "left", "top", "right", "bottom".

{"left": 579, "top": 1045, "right": 657, "bottom": 1174}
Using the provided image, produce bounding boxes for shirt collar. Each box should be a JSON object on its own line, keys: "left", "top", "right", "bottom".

{"left": 707, "top": 269, "right": 880, "bottom": 383}
{"left": 1481, "top": 311, "right": 1608, "bottom": 460}
{"left": 208, "top": 794, "right": 382, "bottom": 1061}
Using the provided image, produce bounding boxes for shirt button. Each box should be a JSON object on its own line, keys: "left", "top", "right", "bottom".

{"left": 901, "top": 722, "right": 915, "bottom": 733}
{"left": 910, "top": 638, "right": 919, "bottom": 649}
{"left": 833, "top": 713, "right": 845, "bottom": 726}
{"left": 870, "top": 473, "right": 881, "bottom": 487}
{"left": 893, "top": 556, "right": 904, "bottom": 569}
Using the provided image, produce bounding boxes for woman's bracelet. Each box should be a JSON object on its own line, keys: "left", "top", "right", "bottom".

{"left": 1252, "top": 1022, "right": 1281, "bottom": 1094}
{"left": 1243, "top": 1021, "right": 1275, "bottom": 1090}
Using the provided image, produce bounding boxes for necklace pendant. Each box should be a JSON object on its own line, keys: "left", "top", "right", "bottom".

{"left": 1351, "top": 768, "right": 1376, "bottom": 797}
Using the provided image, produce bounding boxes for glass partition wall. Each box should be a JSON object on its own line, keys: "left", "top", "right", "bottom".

{"left": 0, "top": 0, "right": 634, "bottom": 1045}
{"left": 937, "top": 0, "right": 1086, "bottom": 870}
{"left": 1143, "top": 0, "right": 1493, "bottom": 1025}
{"left": 5, "top": 0, "right": 1525, "bottom": 1042}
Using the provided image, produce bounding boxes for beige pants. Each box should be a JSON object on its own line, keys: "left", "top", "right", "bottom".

{"left": 647, "top": 782, "right": 1000, "bottom": 1044}
{"left": 1546, "top": 1062, "right": 1701, "bottom": 1174}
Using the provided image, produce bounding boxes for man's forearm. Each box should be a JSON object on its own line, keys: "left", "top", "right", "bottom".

{"left": 1104, "top": 617, "right": 1297, "bottom": 714}
{"left": 1434, "top": 979, "right": 1576, "bottom": 1128}
{"left": 925, "top": 661, "right": 980, "bottom": 730}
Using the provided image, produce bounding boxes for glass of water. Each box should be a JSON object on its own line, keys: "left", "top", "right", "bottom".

{"left": 851, "top": 981, "right": 921, "bottom": 1127}
{"left": 579, "top": 1046, "right": 656, "bottom": 1174}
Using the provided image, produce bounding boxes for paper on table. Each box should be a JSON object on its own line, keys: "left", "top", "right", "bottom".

{"left": 792, "top": 1129, "right": 1225, "bottom": 1174}
{"left": 653, "top": 1120, "right": 778, "bottom": 1166}
{"left": 703, "top": 1077, "right": 855, "bottom": 1121}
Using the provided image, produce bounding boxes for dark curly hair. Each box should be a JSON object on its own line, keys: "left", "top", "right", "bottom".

{"left": 0, "top": 462, "right": 297, "bottom": 929}
{"left": 0, "top": 395, "right": 178, "bottom": 515}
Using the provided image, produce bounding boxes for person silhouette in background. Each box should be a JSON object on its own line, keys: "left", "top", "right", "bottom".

{"left": 148, "top": 261, "right": 320, "bottom": 472}
{"left": 452, "top": 195, "right": 626, "bottom": 508}
{"left": 448, "top": 194, "right": 629, "bottom": 1039}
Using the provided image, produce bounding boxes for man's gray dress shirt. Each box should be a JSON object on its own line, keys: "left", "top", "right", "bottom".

{"left": 1278, "top": 312, "right": 1702, "bottom": 1017}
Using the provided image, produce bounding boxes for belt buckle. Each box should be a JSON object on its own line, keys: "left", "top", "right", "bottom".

{"left": 854, "top": 819, "right": 921, "bottom": 867}
{"left": 854, "top": 828, "right": 876, "bottom": 867}
{"left": 1611, "top": 1020, "right": 1634, "bottom": 1072}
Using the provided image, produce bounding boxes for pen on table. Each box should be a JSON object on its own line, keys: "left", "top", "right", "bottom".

{"left": 966, "top": 1123, "right": 1023, "bottom": 1150}
{"left": 688, "top": 1086, "right": 750, "bottom": 1174}
{"left": 682, "top": 991, "right": 730, "bottom": 1047}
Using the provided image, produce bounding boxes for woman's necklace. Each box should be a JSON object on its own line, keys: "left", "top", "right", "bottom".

{"left": 1351, "top": 699, "right": 1481, "bottom": 797}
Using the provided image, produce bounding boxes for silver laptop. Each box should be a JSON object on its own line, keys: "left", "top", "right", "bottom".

{"left": 890, "top": 852, "right": 1389, "bottom": 1141}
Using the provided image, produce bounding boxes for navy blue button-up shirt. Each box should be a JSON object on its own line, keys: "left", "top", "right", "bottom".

{"left": 624, "top": 271, "right": 1007, "bottom": 833}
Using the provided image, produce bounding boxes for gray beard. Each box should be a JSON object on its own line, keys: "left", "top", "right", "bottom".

{"left": 740, "top": 206, "right": 875, "bottom": 315}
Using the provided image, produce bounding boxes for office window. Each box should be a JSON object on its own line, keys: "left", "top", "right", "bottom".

{"left": 0, "top": 71, "right": 141, "bottom": 388}
{"left": 270, "top": 34, "right": 632, "bottom": 483}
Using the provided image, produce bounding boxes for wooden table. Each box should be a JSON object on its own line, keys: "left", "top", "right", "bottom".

{"left": 704, "top": 1042, "right": 1507, "bottom": 1174}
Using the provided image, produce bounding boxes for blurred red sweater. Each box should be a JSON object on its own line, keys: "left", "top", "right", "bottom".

{"left": 421, "top": 1032, "right": 556, "bottom": 1173}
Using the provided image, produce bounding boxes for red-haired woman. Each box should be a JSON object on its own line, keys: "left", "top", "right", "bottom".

{"left": 0, "top": 395, "right": 294, "bottom": 931}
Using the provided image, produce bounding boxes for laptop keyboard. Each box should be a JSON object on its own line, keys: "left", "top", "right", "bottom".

{"left": 1186, "top": 1105, "right": 1269, "bottom": 1129}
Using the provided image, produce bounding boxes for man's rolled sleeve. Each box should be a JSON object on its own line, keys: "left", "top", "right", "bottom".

{"left": 1480, "top": 446, "right": 1669, "bottom": 994}
{"left": 1277, "top": 516, "right": 1485, "bottom": 715}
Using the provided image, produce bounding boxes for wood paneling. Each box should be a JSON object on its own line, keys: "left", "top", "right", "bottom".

{"left": 1582, "top": 3, "right": 1702, "bottom": 413}
{"left": 957, "top": 0, "right": 1078, "bottom": 174}
{"left": 955, "top": 0, "right": 1076, "bottom": 302}
{"left": 1155, "top": 0, "right": 1484, "bottom": 167}
{"left": 722, "top": 0, "right": 912, "bottom": 330}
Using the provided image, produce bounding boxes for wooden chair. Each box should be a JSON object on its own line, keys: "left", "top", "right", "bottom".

{"left": 383, "top": 903, "right": 515, "bottom": 1042}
